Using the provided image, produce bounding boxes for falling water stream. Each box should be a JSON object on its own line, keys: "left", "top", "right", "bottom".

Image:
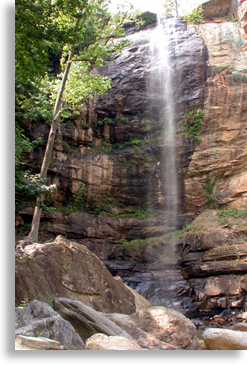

{"left": 105, "top": 17, "right": 191, "bottom": 311}
{"left": 149, "top": 17, "right": 179, "bottom": 230}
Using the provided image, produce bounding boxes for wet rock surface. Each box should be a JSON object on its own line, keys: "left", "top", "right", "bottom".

{"left": 103, "top": 209, "right": 247, "bottom": 330}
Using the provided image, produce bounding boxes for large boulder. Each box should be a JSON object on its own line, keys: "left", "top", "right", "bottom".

{"left": 129, "top": 306, "right": 201, "bottom": 350}
{"left": 53, "top": 297, "right": 133, "bottom": 342}
{"left": 202, "top": 0, "right": 232, "bottom": 19}
{"left": 105, "top": 312, "right": 179, "bottom": 350}
{"left": 15, "top": 300, "right": 86, "bottom": 350}
{"left": 202, "top": 327, "right": 247, "bottom": 349}
{"left": 15, "top": 236, "right": 137, "bottom": 314}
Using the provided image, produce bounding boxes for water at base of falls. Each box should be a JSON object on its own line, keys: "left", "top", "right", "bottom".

{"left": 148, "top": 17, "right": 179, "bottom": 230}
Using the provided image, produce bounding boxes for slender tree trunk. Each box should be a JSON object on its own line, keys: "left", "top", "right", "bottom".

{"left": 27, "top": 45, "right": 75, "bottom": 243}
{"left": 175, "top": 0, "right": 178, "bottom": 17}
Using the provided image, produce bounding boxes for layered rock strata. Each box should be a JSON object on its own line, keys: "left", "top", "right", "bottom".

{"left": 180, "top": 209, "right": 247, "bottom": 317}
{"left": 184, "top": 20, "right": 247, "bottom": 212}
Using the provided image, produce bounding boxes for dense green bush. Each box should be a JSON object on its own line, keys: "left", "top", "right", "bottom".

{"left": 183, "top": 6, "right": 204, "bottom": 25}
{"left": 135, "top": 11, "right": 157, "bottom": 30}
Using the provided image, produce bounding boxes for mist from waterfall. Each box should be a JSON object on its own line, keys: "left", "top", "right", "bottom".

{"left": 148, "top": 17, "right": 179, "bottom": 229}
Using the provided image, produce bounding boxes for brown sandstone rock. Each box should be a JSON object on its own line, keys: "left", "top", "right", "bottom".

{"left": 185, "top": 22, "right": 247, "bottom": 211}
{"left": 16, "top": 15, "right": 247, "bottom": 320}
{"left": 180, "top": 209, "right": 247, "bottom": 310}
{"left": 231, "top": 323, "right": 247, "bottom": 331}
{"left": 15, "top": 235, "right": 136, "bottom": 314}
{"left": 86, "top": 333, "right": 142, "bottom": 350}
{"left": 182, "top": 258, "right": 247, "bottom": 279}
{"left": 239, "top": 0, "right": 247, "bottom": 33}
{"left": 130, "top": 306, "right": 201, "bottom": 350}
{"left": 105, "top": 312, "right": 179, "bottom": 350}
{"left": 202, "top": 0, "right": 232, "bottom": 19}
{"left": 202, "top": 327, "right": 247, "bottom": 349}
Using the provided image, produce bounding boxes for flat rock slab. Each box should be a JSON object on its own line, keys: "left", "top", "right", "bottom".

{"left": 15, "top": 335, "right": 63, "bottom": 350}
{"left": 202, "top": 328, "right": 247, "bottom": 350}
{"left": 86, "top": 333, "right": 142, "bottom": 350}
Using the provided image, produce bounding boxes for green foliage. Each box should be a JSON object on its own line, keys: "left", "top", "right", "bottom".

{"left": 16, "top": 1, "right": 132, "bottom": 120}
{"left": 15, "top": 0, "right": 129, "bottom": 84}
{"left": 15, "top": 125, "right": 56, "bottom": 210}
{"left": 59, "top": 182, "right": 158, "bottom": 219}
{"left": 203, "top": 174, "right": 219, "bottom": 207}
{"left": 95, "top": 117, "right": 116, "bottom": 129}
{"left": 18, "top": 297, "right": 29, "bottom": 308}
{"left": 15, "top": 169, "right": 56, "bottom": 211}
{"left": 15, "top": 0, "right": 57, "bottom": 84}
{"left": 162, "top": 0, "right": 179, "bottom": 17}
{"left": 179, "top": 102, "right": 204, "bottom": 143}
{"left": 62, "top": 64, "right": 112, "bottom": 108}
{"left": 183, "top": 6, "right": 204, "bottom": 25}
{"left": 218, "top": 16, "right": 239, "bottom": 24}
{"left": 217, "top": 205, "right": 247, "bottom": 226}
{"left": 61, "top": 182, "right": 87, "bottom": 215}
{"left": 15, "top": 1, "right": 134, "bottom": 213}
{"left": 135, "top": 11, "right": 157, "bottom": 30}
{"left": 114, "top": 137, "right": 150, "bottom": 150}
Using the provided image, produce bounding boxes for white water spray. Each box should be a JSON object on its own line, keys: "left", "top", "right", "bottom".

{"left": 149, "top": 16, "right": 179, "bottom": 228}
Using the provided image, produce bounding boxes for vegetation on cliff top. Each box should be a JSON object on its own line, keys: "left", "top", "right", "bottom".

{"left": 162, "top": 1, "right": 204, "bottom": 25}
{"left": 183, "top": 6, "right": 204, "bottom": 25}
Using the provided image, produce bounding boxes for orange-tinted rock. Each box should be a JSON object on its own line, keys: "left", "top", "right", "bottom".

{"left": 184, "top": 22, "right": 247, "bottom": 211}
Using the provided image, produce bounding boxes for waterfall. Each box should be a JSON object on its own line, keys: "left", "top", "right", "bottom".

{"left": 148, "top": 17, "right": 179, "bottom": 229}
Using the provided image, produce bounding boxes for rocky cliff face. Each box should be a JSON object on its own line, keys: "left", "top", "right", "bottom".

{"left": 19, "top": 13, "right": 247, "bottom": 233}
{"left": 19, "top": 18, "right": 208, "bottom": 233}
{"left": 16, "top": 1, "right": 247, "bottom": 322}
{"left": 184, "top": 20, "right": 247, "bottom": 212}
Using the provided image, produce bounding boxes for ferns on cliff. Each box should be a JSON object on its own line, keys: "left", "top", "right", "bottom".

{"left": 179, "top": 102, "right": 204, "bottom": 143}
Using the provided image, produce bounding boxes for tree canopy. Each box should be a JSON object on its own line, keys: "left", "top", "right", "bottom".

{"left": 15, "top": 0, "right": 133, "bottom": 241}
